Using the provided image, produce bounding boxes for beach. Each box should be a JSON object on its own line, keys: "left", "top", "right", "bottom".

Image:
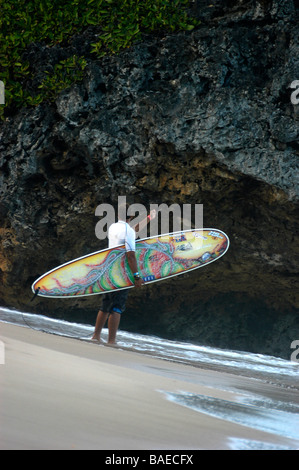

{"left": 1, "top": 321, "right": 298, "bottom": 451}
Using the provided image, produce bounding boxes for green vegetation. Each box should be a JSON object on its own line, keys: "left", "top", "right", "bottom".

{"left": 0, "top": 0, "right": 199, "bottom": 118}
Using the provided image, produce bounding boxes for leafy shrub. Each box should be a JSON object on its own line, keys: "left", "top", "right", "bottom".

{"left": 0, "top": 0, "right": 199, "bottom": 117}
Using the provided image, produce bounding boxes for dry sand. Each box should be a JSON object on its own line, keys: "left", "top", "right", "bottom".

{"left": 0, "top": 322, "right": 298, "bottom": 450}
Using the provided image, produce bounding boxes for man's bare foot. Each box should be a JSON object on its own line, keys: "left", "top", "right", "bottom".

{"left": 90, "top": 336, "right": 104, "bottom": 344}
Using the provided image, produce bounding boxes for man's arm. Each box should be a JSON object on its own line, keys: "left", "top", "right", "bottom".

{"left": 126, "top": 251, "right": 143, "bottom": 288}
{"left": 132, "top": 209, "right": 156, "bottom": 234}
{"left": 125, "top": 212, "right": 157, "bottom": 287}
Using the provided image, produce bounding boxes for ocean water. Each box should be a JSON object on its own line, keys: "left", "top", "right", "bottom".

{"left": 1, "top": 306, "right": 298, "bottom": 387}
{"left": 1, "top": 306, "right": 299, "bottom": 449}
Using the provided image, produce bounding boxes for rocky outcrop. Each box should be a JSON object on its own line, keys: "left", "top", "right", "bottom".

{"left": 0, "top": 0, "right": 298, "bottom": 358}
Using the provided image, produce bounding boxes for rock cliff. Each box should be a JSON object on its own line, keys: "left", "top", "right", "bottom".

{"left": 0, "top": 0, "right": 298, "bottom": 358}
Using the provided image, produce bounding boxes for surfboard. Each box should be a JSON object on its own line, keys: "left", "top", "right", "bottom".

{"left": 31, "top": 228, "right": 229, "bottom": 298}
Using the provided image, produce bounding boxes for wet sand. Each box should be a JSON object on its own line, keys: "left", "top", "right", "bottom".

{"left": 0, "top": 322, "right": 298, "bottom": 450}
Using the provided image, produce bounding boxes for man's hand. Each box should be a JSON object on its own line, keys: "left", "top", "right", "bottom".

{"left": 134, "top": 277, "right": 144, "bottom": 288}
{"left": 149, "top": 209, "right": 157, "bottom": 220}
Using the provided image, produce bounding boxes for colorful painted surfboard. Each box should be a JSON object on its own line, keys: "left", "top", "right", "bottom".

{"left": 31, "top": 229, "right": 229, "bottom": 298}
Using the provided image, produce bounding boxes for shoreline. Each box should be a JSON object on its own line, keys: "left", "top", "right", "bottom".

{"left": 1, "top": 322, "right": 298, "bottom": 450}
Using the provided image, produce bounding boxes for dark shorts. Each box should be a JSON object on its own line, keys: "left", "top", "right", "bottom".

{"left": 101, "top": 289, "right": 129, "bottom": 314}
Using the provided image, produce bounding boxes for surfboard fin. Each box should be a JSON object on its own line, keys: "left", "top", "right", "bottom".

{"left": 30, "top": 287, "right": 40, "bottom": 302}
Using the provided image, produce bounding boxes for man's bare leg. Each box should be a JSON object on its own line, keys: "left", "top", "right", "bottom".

{"left": 107, "top": 311, "right": 121, "bottom": 344}
{"left": 91, "top": 310, "right": 109, "bottom": 342}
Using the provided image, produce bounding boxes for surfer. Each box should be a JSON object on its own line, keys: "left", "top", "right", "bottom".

{"left": 92, "top": 205, "right": 156, "bottom": 344}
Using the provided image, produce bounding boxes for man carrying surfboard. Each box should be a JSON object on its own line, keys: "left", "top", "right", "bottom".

{"left": 91, "top": 205, "right": 156, "bottom": 344}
